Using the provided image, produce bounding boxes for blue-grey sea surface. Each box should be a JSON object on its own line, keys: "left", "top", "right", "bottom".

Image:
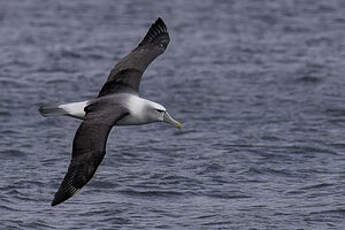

{"left": 1, "top": 0, "right": 345, "bottom": 229}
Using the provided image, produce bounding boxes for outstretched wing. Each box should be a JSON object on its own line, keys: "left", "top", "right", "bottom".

{"left": 98, "top": 17, "right": 170, "bottom": 97}
{"left": 51, "top": 105, "right": 128, "bottom": 206}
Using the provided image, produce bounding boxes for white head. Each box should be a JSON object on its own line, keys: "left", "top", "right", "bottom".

{"left": 144, "top": 100, "right": 182, "bottom": 129}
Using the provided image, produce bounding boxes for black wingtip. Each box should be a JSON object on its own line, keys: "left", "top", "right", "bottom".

{"left": 139, "top": 17, "right": 169, "bottom": 47}
{"left": 152, "top": 17, "right": 167, "bottom": 31}
{"left": 155, "top": 17, "right": 165, "bottom": 27}
{"left": 51, "top": 199, "right": 59, "bottom": 207}
{"left": 51, "top": 188, "right": 79, "bottom": 207}
{"left": 51, "top": 178, "right": 81, "bottom": 207}
{"left": 51, "top": 194, "right": 63, "bottom": 206}
{"left": 51, "top": 193, "right": 67, "bottom": 207}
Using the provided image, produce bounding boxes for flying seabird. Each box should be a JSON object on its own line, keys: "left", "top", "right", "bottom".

{"left": 39, "top": 18, "right": 181, "bottom": 206}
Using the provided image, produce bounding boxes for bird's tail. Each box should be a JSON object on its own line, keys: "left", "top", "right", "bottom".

{"left": 39, "top": 101, "right": 88, "bottom": 119}
{"left": 39, "top": 104, "right": 67, "bottom": 117}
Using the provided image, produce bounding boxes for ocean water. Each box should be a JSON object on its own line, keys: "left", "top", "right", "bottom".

{"left": 1, "top": 0, "right": 345, "bottom": 229}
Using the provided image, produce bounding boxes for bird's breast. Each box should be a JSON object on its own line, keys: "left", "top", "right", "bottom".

{"left": 116, "top": 94, "right": 148, "bottom": 126}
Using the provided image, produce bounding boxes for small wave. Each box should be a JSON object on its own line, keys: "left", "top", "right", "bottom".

{"left": 325, "top": 108, "right": 345, "bottom": 117}
{"left": 194, "top": 214, "right": 218, "bottom": 219}
{"left": 0, "top": 129, "right": 18, "bottom": 135}
{"left": 22, "top": 220, "right": 57, "bottom": 230}
{"left": 300, "top": 183, "right": 333, "bottom": 190}
{"left": 60, "top": 49, "right": 82, "bottom": 59}
{"left": 117, "top": 189, "right": 184, "bottom": 198}
{"left": 309, "top": 208, "right": 345, "bottom": 215}
{"left": 0, "top": 204, "right": 19, "bottom": 212}
{"left": 286, "top": 183, "right": 334, "bottom": 195}
{"left": 87, "top": 180, "right": 119, "bottom": 189}
{"left": 0, "top": 78, "right": 30, "bottom": 88}
{"left": 203, "top": 191, "right": 251, "bottom": 199}
{"left": 0, "top": 149, "right": 26, "bottom": 158}
{"left": 94, "top": 216, "right": 130, "bottom": 225}
{"left": 305, "top": 36, "right": 331, "bottom": 47}
{"left": 295, "top": 76, "right": 322, "bottom": 84}
{"left": 201, "top": 220, "right": 233, "bottom": 227}
{"left": 0, "top": 110, "right": 11, "bottom": 116}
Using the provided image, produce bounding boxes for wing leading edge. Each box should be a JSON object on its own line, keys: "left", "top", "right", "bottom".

{"left": 98, "top": 18, "right": 170, "bottom": 97}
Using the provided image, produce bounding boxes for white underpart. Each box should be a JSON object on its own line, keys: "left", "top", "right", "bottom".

{"left": 117, "top": 94, "right": 165, "bottom": 125}
{"left": 54, "top": 94, "right": 165, "bottom": 125}
{"left": 59, "top": 100, "right": 89, "bottom": 119}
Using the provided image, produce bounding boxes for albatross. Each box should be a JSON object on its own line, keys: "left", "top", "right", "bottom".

{"left": 39, "top": 18, "right": 181, "bottom": 206}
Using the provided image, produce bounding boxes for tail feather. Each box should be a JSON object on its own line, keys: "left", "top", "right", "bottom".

{"left": 39, "top": 104, "right": 67, "bottom": 117}
{"left": 39, "top": 101, "right": 88, "bottom": 119}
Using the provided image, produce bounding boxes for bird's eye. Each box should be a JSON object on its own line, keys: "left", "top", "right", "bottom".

{"left": 156, "top": 109, "right": 164, "bottom": 113}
